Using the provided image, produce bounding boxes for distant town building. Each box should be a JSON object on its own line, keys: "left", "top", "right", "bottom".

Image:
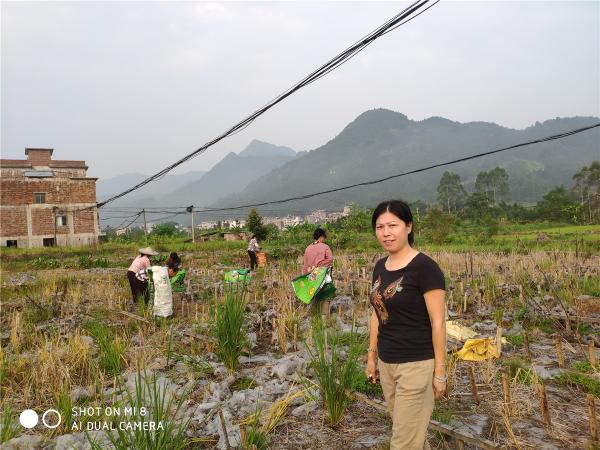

{"left": 221, "top": 219, "right": 245, "bottom": 229}
{"left": 306, "top": 209, "right": 327, "bottom": 224}
{"left": 199, "top": 221, "right": 218, "bottom": 230}
{"left": 282, "top": 215, "right": 301, "bottom": 227}
{"left": 263, "top": 216, "right": 283, "bottom": 229}
{"left": 0, "top": 148, "right": 101, "bottom": 248}
{"left": 325, "top": 212, "right": 345, "bottom": 222}
{"left": 223, "top": 231, "right": 248, "bottom": 241}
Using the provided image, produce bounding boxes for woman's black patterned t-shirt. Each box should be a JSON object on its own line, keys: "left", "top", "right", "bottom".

{"left": 370, "top": 253, "right": 445, "bottom": 363}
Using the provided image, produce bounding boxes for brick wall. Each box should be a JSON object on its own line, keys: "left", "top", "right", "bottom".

{"left": 31, "top": 208, "right": 55, "bottom": 235}
{"left": 70, "top": 180, "right": 97, "bottom": 203}
{"left": 0, "top": 208, "right": 27, "bottom": 236}
{"left": 0, "top": 178, "right": 96, "bottom": 206}
{"left": 74, "top": 210, "right": 95, "bottom": 233}
{"left": 1, "top": 151, "right": 99, "bottom": 246}
{"left": 26, "top": 149, "right": 52, "bottom": 165}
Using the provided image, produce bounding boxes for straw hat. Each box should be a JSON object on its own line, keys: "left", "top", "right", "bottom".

{"left": 139, "top": 247, "right": 159, "bottom": 256}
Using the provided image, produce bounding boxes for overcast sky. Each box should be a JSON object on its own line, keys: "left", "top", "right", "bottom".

{"left": 2, "top": 1, "right": 598, "bottom": 179}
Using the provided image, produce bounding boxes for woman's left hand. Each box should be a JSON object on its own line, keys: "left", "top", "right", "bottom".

{"left": 432, "top": 379, "right": 447, "bottom": 400}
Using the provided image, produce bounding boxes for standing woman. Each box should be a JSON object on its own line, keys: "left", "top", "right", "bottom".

{"left": 127, "top": 247, "right": 158, "bottom": 304}
{"left": 247, "top": 235, "right": 260, "bottom": 271}
{"left": 302, "top": 228, "right": 334, "bottom": 275}
{"left": 365, "top": 200, "right": 446, "bottom": 450}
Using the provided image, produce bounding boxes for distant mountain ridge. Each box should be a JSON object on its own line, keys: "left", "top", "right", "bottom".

{"left": 99, "top": 110, "right": 599, "bottom": 227}
{"left": 213, "top": 109, "right": 599, "bottom": 214}
{"left": 97, "top": 171, "right": 207, "bottom": 202}
{"left": 238, "top": 140, "right": 296, "bottom": 158}
{"left": 99, "top": 140, "right": 297, "bottom": 227}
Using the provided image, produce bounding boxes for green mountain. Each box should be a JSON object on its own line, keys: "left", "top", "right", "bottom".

{"left": 99, "top": 140, "right": 297, "bottom": 228}
{"left": 164, "top": 140, "right": 296, "bottom": 208}
{"left": 214, "top": 109, "right": 599, "bottom": 214}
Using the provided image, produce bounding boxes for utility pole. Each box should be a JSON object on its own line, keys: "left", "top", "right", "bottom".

{"left": 187, "top": 206, "right": 195, "bottom": 243}
{"left": 142, "top": 209, "right": 148, "bottom": 242}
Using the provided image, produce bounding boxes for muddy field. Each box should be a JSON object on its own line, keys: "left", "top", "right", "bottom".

{"left": 1, "top": 247, "right": 599, "bottom": 449}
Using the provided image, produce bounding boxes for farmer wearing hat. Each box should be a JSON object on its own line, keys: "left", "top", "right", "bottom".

{"left": 127, "top": 247, "right": 158, "bottom": 304}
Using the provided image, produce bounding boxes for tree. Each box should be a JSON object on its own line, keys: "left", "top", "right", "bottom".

{"left": 475, "top": 167, "right": 509, "bottom": 204}
{"left": 436, "top": 171, "right": 467, "bottom": 213}
{"left": 246, "top": 209, "right": 268, "bottom": 241}
{"left": 421, "top": 207, "right": 456, "bottom": 244}
{"left": 573, "top": 161, "right": 600, "bottom": 224}
{"left": 536, "top": 185, "right": 578, "bottom": 223}
{"left": 330, "top": 204, "right": 371, "bottom": 233}
{"left": 151, "top": 223, "right": 180, "bottom": 237}
{"left": 464, "top": 192, "right": 492, "bottom": 221}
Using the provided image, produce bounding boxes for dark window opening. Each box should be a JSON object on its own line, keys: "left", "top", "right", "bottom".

{"left": 6, "top": 240, "right": 17, "bottom": 248}
{"left": 43, "top": 238, "right": 55, "bottom": 247}
{"left": 57, "top": 215, "right": 68, "bottom": 227}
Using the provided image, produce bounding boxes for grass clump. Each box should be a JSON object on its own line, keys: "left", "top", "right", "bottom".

{"left": 212, "top": 288, "right": 248, "bottom": 374}
{"left": 431, "top": 403, "right": 455, "bottom": 442}
{"left": 571, "top": 360, "right": 600, "bottom": 373}
{"left": 78, "top": 256, "right": 109, "bottom": 269}
{"left": 504, "top": 358, "right": 534, "bottom": 385}
{"left": 534, "top": 318, "right": 555, "bottom": 335}
{"left": 29, "top": 255, "right": 61, "bottom": 269}
{"left": 83, "top": 320, "right": 126, "bottom": 377}
{"left": 231, "top": 376, "right": 256, "bottom": 391}
{"left": 0, "top": 404, "right": 19, "bottom": 444}
{"left": 87, "top": 370, "right": 191, "bottom": 450}
{"left": 305, "top": 316, "right": 362, "bottom": 426}
{"left": 351, "top": 373, "right": 383, "bottom": 397}
{"left": 54, "top": 388, "right": 74, "bottom": 434}
{"left": 554, "top": 371, "right": 600, "bottom": 398}
{"left": 242, "top": 409, "right": 269, "bottom": 450}
{"left": 505, "top": 334, "right": 524, "bottom": 347}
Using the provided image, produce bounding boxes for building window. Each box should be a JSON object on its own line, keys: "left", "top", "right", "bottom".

{"left": 6, "top": 240, "right": 17, "bottom": 248}
{"left": 57, "top": 215, "right": 68, "bottom": 227}
{"left": 35, "top": 193, "right": 46, "bottom": 204}
{"left": 43, "top": 238, "right": 55, "bottom": 247}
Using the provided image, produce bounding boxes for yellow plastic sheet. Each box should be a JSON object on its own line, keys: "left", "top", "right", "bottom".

{"left": 446, "top": 320, "right": 478, "bottom": 341}
{"left": 455, "top": 338, "right": 497, "bottom": 361}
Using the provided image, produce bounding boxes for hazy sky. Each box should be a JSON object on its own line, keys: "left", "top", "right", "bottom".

{"left": 2, "top": 1, "right": 598, "bottom": 179}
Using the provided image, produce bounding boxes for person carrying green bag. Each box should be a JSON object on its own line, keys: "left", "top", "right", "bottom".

{"left": 292, "top": 266, "right": 335, "bottom": 305}
{"left": 293, "top": 228, "right": 336, "bottom": 308}
{"left": 302, "top": 228, "right": 333, "bottom": 275}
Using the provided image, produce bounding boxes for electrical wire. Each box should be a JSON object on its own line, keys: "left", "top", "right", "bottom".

{"left": 195, "top": 122, "right": 600, "bottom": 213}
{"left": 96, "top": 1, "right": 436, "bottom": 208}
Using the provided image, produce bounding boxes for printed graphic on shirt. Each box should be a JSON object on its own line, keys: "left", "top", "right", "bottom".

{"left": 370, "top": 275, "right": 405, "bottom": 324}
{"left": 383, "top": 276, "right": 404, "bottom": 299}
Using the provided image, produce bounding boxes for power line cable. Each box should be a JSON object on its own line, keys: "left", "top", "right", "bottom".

{"left": 195, "top": 122, "right": 600, "bottom": 213}
{"left": 112, "top": 211, "right": 143, "bottom": 230}
{"left": 96, "top": 0, "right": 436, "bottom": 208}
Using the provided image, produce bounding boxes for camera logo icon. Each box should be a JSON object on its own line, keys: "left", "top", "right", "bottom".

{"left": 19, "top": 409, "right": 62, "bottom": 429}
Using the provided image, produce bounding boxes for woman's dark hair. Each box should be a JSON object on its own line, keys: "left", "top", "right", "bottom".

{"left": 371, "top": 200, "right": 415, "bottom": 246}
{"left": 313, "top": 228, "right": 327, "bottom": 241}
{"left": 166, "top": 252, "right": 181, "bottom": 269}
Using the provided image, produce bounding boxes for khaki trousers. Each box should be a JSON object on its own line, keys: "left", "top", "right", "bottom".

{"left": 378, "top": 358, "right": 435, "bottom": 450}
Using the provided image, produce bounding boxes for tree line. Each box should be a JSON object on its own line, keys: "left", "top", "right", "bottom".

{"left": 435, "top": 161, "right": 599, "bottom": 224}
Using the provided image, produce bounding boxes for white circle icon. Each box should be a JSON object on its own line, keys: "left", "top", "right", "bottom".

{"left": 42, "top": 409, "right": 62, "bottom": 429}
{"left": 19, "top": 410, "right": 39, "bottom": 428}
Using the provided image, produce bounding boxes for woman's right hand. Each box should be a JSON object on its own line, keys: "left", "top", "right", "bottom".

{"left": 365, "top": 357, "right": 379, "bottom": 384}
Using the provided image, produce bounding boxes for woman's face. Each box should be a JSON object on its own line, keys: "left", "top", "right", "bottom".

{"left": 375, "top": 211, "right": 411, "bottom": 254}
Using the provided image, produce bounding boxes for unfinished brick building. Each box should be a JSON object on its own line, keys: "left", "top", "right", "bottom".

{"left": 0, "top": 148, "right": 100, "bottom": 248}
